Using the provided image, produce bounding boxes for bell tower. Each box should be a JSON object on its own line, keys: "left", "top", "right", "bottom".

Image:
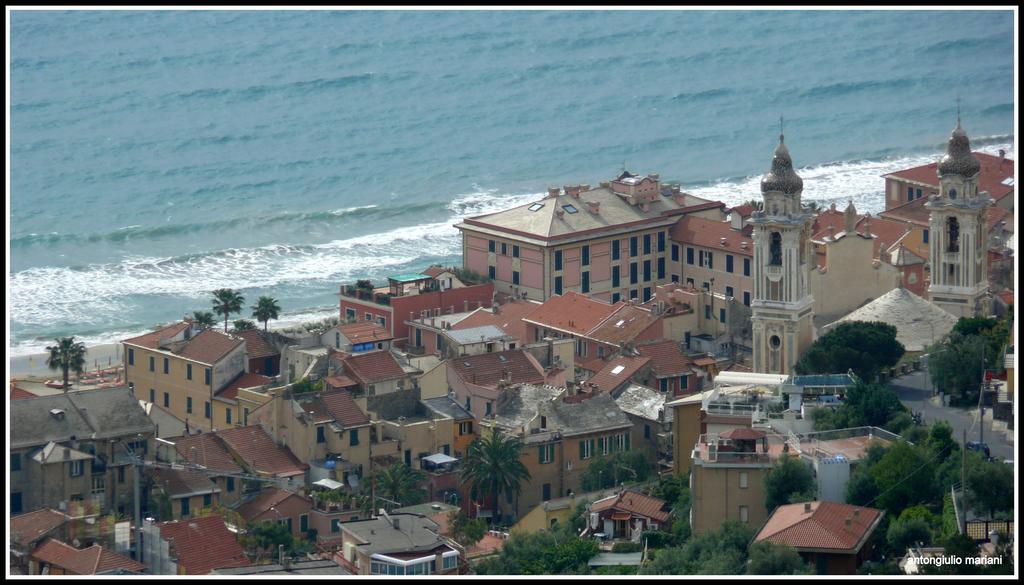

{"left": 750, "top": 130, "right": 816, "bottom": 374}
{"left": 926, "top": 115, "right": 990, "bottom": 318}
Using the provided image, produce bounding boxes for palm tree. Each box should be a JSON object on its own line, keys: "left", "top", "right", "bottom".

{"left": 232, "top": 319, "right": 257, "bottom": 332}
{"left": 252, "top": 296, "right": 282, "bottom": 332}
{"left": 211, "top": 289, "right": 245, "bottom": 333}
{"left": 460, "top": 429, "right": 530, "bottom": 524}
{"left": 192, "top": 311, "right": 216, "bottom": 330}
{"left": 45, "top": 337, "right": 87, "bottom": 392}
{"left": 373, "top": 463, "right": 425, "bottom": 508}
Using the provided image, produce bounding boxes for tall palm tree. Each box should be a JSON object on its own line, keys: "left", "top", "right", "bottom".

{"left": 211, "top": 289, "right": 245, "bottom": 333}
{"left": 252, "top": 296, "right": 282, "bottom": 332}
{"left": 45, "top": 337, "right": 87, "bottom": 392}
{"left": 373, "top": 462, "right": 425, "bottom": 508}
{"left": 192, "top": 311, "right": 216, "bottom": 330}
{"left": 460, "top": 429, "right": 530, "bottom": 524}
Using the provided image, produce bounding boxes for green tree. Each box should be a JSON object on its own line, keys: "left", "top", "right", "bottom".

{"left": 475, "top": 523, "right": 598, "bottom": 575}
{"left": 252, "top": 296, "right": 282, "bottom": 332}
{"left": 45, "top": 336, "right": 87, "bottom": 392}
{"left": 460, "top": 429, "right": 530, "bottom": 524}
{"left": 928, "top": 333, "right": 985, "bottom": 405}
{"left": 373, "top": 462, "right": 425, "bottom": 508}
{"left": 794, "top": 321, "right": 904, "bottom": 382}
{"left": 232, "top": 318, "right": 257, "bottom": 332}
{"left": 640, "top": 520, "right": 755, "bottom": 575}
{"left": 212, "top": 288, "right": 246, "bottom": 333}
{"left": 844, "top": 470, "right": 878, "bottom": 506}
{"left": 764, "top": 453, "right": 816, "bottom": 513}
{"left": 867, "top": 442, "right": 936, "bottom": 516}
{"left": 245, "top": 521, "right": 298, "bottom": 561}
{"left": 746, "top": 540, "right": 814, "bottom": 575}
{"left": 965, "top": 453, "right": 1014, "bottom": 519}
{"left": 886, "top": 517, "right": 933, "bottom": 554}
{"left": 192, "top": 310, "right": 216, "bottom": 330}
{"left": 448, "top": 509, "right": 487, "bottom": 548}
{"left": 924, "top": 421, "right": 960, "bottom": 465}
{"left": 813, "top": 381, "right": 907, "bottom": 433}
{"left": 579, "top": 450, "right": 652, "bottom": 492}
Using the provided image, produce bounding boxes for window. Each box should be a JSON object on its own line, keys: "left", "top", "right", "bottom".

{"left": 501, "top": 242, "right": 507, "bottom": 255}
{"left": 726, "top": 286, "right": 734, "bottom": 298}
{"left": 204, "top": 368, "right": 211, "bottom": 385}
{"left": 740, "top": 505, "right": 749, "bottom": 523}
{"left": 331, "top": 518, "right": 341, "bottom": 533}
{"left": 244, "top": 408, "right": 249, "bottom": 426}
{"left": 149, "top": 388, "right": 155, "bottom": 403}
{"left": 612, "top": 240, "right": 620, "bottom": 260}
{"left": 365, "top": 312, "right": 372, "bottom": 321}
{"left": 163, "top": 392, "right": 170, "bottom": 408}
{"left": 227, "top": 477, "right": 235, "bottom": 492}
{"left": 686, "top": 246, "right": 695, "bottom": 265}
{"left": 907, "top": 186, "right": 914, "bottom": 201}
{"left": 163, "top": 357, "right": 169, "bottom": 374}
{"left": 180, "top": 498, "right": 190, "bottom": 517}
{"left": 12, "top": 492, "right": 22, "bottom": 515}
{"left": 582, "top": 245, "right": 590, "bottom": 266}
{"left": 597, "top": 346, "right": 605, "bottom": 358}
{"left": 630, "top": 289, "right": 638, "bottom": 300}
{"left": 488, "top": 265, "right": 496, "bottom": 280}
{"left": 643, "top": 234, "right": 651, "bottom": 255}
{"left": 700, "top": 250, "right": 714, "bottom": 269}
{"left": 672, "top": 244, "right": 679, "bottom": 262}
{"left": 443, "top": 555, "right": 458, "bottom": 570}
{"left": 205, "top": 401, "right": 211, "bottom": 419}
{"left": 489, "top": 240, "right": 496, "bottom": 252}
{"left": 726, "top": 254, "right": 734, "bottom": 273}
{"left": 555, "top": 250, "right": 563, "bottom": 271}
{"left": 459, "top": 421, "right": 473, "bottom": 435}
{"left": 579, "top": 439, "right": 594, "bottom": 459}
{"left": 916, "top": 188, "right": 922, "bottom": 199}
{"left": 703, "top": 281, "right": 710, "bottom": 291}
{"left": 643, "top": 287, "right": 652, "bottom": 302}
{"left": 630, "top": 236, "right": 638, "bottom": 257}
{"left": 528, "top": 203, "right": 544, "bottom": 212}
{"left": 660, "top": 378, "right": 668, "bottom": 392}
{"left": 346, "top": 308, "right": 356, "bottom": 320}
{"left": 705, "top": 305, "right": 711, "bottom": 319}
{"left": 946, "top": 217, "right": 960, "bottom": 252}
{"left": 671, "top": 274, "right": 679, "bottom": 283}
{"left": 769, "top": 232, "right": 782, "bottom": 266}
{"left": 643, "top": 260, "right": 651, "bottom": 282}
{"left": 720, "top": 308, "right": 726, "bottom": 323}
{"left": 552, "top": 276, "right": 561, "bottom": 296}
{"left": 12, "top": 453, "right": 21, "bottom": 472}
{"left": 612, "top": 265, "right": 620, "bottom": 288}
{"left": 542, "top": 483, "right": 552, "bottom": 501}
{"left": 128, "top": 348, "right": 134, "bottom": 366}
{"left": 743, "top": 291, "right": 751, "bottom": 306}
{"left": 378, "top": 316, "right": 386, "bottom": 329}
{"left": 70, "top": 460, "right": 85, "bottom": 477}
{"left": 203, "top": 493, "right": 212, "bottom": 507}
{"left": 581, "top": 271, "right": 589, "bottom": 293}
{"left": 658, "top": 231, "right": 666, "bottom": 252}
{"left": 317, "top": 426, "right": 326, "bottom": 444}
{"left": 350, "top": 429, "right": 359, "bottom": 446}
{"left": 300, "top": 514, "right": 309, "bottom": 533}
{"left": 539, "top": 444, "right": 555, "bottom": 464}
{"left": 657, "top": 257, "right": 665, "bottom": 280}
{"left": 740, "top": 472, "right": 749, "bottom": 489}
{"left": 680, "top": 376, "right": 688, "bottom": 390}
{"left": 513, "top": 245, "right": 520, "bottom": 258}
{"left": 743, "top": 257, "right": 751, "bottom": 276}
{"left": 118, "top": 466, "right": 125, "bottom": 484}
{"left": 645, "top": 424, "right": 651, "bottom": 439}
{"left": 630, "top": 262, "right": 638, "bottom": 285}
{"left": 465, "top": 396, "right": 471, "bottom": 411}
{"left": 923, "top": 229, "right": 929, "bottom": 243}
{"left": 612, "top": 292, "right": 620, "bottom": 303}
{"left": 562, "top": 204, "right": 579, "bottom": 214}
{"left": 485, "top": 401, "right": 493, "bottom": 416}
{"left": 686, "top": 278, "right": 694, "bottom": 287}
{"left": 512, "top": 271, "right": 520, "bottom": 285}
{"left": 187, "top": 363, "right": 192, "bottom": 380}
{"left": 149, "top": 356, "right": 155, "bottom": 372}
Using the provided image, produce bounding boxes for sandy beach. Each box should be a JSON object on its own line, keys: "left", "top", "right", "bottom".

{"left": 9, "top": 342, "right": 124, "bottom": 380}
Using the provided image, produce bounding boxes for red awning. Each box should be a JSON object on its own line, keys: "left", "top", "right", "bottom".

{"left": 610, "top": 512, "right": 631, "bottom": 521}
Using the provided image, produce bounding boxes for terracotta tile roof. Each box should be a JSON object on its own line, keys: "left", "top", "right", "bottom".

{"left": 671, "top": 215, "right": 753, "bottom": 256}
{"left": 236, "top": 488, "right": 310, "bottom": 522}
{"left": 587, "top": 355, "right": 650, "bottom": 394}
{"left": 323, "top": 375, "right": 358, "bottom": 390}
{"left": 693, "top": 357, "right": 717, "bottom": 367}
{"left": 422, "top": 266, "right": 449, "bottom": 278}
{"left": 158, "top": 516, "right": 251, "bottom": 575}
{"left": 152, "top": 467, "right": 220, "bottom": 498}
{"left": 589, "top": 490, "right": 671, "bottom": 524}
{"left": 755, "top": 501, "right": 883, "bottom": 553}
{"left": 720, "top": 427, "right": 766, "bottom": 441}
{"left": 172, "top": 433, "right": 244, "bottom": 475}
{"left": 236, "top": 330, "right": 279, "bottom": 359}
{"left": 175, "top": 330, "right": 245, "bottom": 365}
{"left": 728, "top": 203, "right": 756, "bottom": 218}
{"left": 883, "top": 151, "right": 1014, "bottom": 201}
{"left": 319, "top": 389, "right": 371, "bottom": 427}
{"left": 522, "top": 291, "right": 622, "bottom": 337}
{"left": 448, "top": 349, "right": 546, "bottom": 388}
{"left": 10, "top": 509, "right": 68, "bottom": 548}
{"left": 341, "top": 350, "right": 407, "bottom": 384}
{"left": 295, "top": 395, "right": 334, "bottom": 424}
{"left": 588, "top": 305, "right": 661, "bottom": 345}
{"left": 216, "top": 372, "right": 274, "bottom": 400}
{"left": 813, "top": 209, "right": 916, "bottom": 260}
{"left": 123, "top": 321, "right": 191, "bottom": 349}
{"left": 31, "top": 538, "right": 146, "bottom": 575}
{"left": 11, "top": 384, "right": 37, "bottom": 400}
{"left": 451, "top": 300, "right": 543, "bottom": 344}
{"left": 336, "top": 321, "right": 394, "bottom": 343}
{"left": 216, "top": 425, "right": 308, "bottom": 477}
{"left": 637, "top": 340, "right": 693, "bottom": 377}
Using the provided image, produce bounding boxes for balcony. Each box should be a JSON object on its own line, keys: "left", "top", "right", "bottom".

{"left": 340, "top": 285, "right": 394, "bottom": 306}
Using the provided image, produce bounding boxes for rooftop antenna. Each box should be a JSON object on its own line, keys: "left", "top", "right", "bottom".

{"left": 779, "top": 114, "right": 785, "bottom": 142}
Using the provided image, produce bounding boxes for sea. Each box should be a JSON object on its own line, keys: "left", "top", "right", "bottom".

{"left": 8, "top": 9, "right": 1016, "bottom": 357}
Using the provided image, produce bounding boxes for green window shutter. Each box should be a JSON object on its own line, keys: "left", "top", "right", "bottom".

{"left": 579, "top": 440, "right": 585, "bottom": 460}
{"left": 538, "top": 446, "right": 544, "bottom": 464}
{"left": 624, "top": 433, "right": 631, "bottom": 451}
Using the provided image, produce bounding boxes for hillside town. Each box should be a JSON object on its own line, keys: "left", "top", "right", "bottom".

{"left": 9, "top": 119, "right": 1016, "bottom": 576}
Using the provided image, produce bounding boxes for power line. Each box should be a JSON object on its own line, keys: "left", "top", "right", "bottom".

{"left": 862, "top": 440, "right": 955, "bottom": 511}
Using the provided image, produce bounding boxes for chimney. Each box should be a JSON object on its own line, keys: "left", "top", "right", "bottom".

{"left": 587, "top": 201, "right": 601, "bottom": 214}
{"left": 649, "top": 173, "right": 660, "bottom": 181}
{"left": 464, "top": 300, "right": 469, "bottom": 312}
{"left": 548, "top": 187, "right": 560, "bottom": 198}
{"left": 641, "top": 203, "right": 651, "bottom": 213}
{"left": 844, "top": 517, "right": 852, "bottom": 530}
{"left": 393, "top": 516, "right": 401, "bottom": 531}
{"left": 673, "top": 194, "right": 686, "bottom": 205}
{"left": 565, "top": 185, "right": 581, "bottom": 198}
{"left": 556, "top": 209, "right": 565, "bottom": 219}
{"left": 64, "top": 447, "right": 71, "bottom": 460}
{"left": 720, "top": 237, "right": 727, "bottom": 246}
{"left": 999, "top": 149, "right": 1006, "bottom": 165}
{"left": 803, "top": 502, "right": 812, "bottom": 513}
{"left": 853, "top": 509, "right": 860, "bottom": 519}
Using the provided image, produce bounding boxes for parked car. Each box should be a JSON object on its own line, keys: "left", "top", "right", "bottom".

{"left": 965, "top": 441, "right": 991, "bottom": 459}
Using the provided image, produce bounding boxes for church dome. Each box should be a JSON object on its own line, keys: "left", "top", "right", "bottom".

{"left": 937, "top": 120, "right": 981, "bottom": 178}
{"left": 760, "top": 134, "right": 804, "bottom": 195}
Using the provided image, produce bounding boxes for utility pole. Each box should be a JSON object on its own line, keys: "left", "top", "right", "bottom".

{"left": 979, "top": 343, "right": 985, "bottom": 447}
{"left": 961, "top": 428, "right": 967, "bottom": 534}
{"left": 133, "top": 445, "right": 143, "bottom": 562}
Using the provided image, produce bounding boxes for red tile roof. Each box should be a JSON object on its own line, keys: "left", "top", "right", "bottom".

{"left": 671, "top": 215, "right": 753, "bottom": 256}
{"left": 323, "top": 375, "right": 358, "bottom": 390}
{"left": 590, "top": 490, "right": 671, "bottom": 524}
{"left": 10, "top": 509, "right": 68, "bottom": 548}
{"left": 813, "top": 209, "right": 916, "bottom": 260}
{"left": 336, "top": 321, "right": 394, "bottom": 343}
{"left": 236, "top": 330, "right": 279, "bottom": 359}
{"left": 522, "top": 291, "right": 622, "bottom": 337}
{"left": 236, "top": 488, "right": 310, "bottom": 522}
{"left": 448, "top": 349, "right": 546, "bottom": 388}
{"left": 451, "top": 300, "right": 543, "bottom": 345}
{"left": 216, "top": 425, "right": 308, "bottom": 477}
{"left": 175, "top": 330, "right": 245, "bottom": 365}
{"left": 341, "top": 350, "right": 407, "bottom": 384}
{"left": 587, "top": 355, "right": 650, "bottom": 394}
{"left": 320, "top": 389, "right": 371, "bottom": 427}
{"left": 123, "top": 321, "right": 192, "bottom": 349}
{"left": 172, "top": 433, "right": 244, "bottom": 475}
{"left": 152, "top": 467, "right": 220, "bottom": 498}
{"left": 884, "top": 151, "right": 1014, "bottom": 202}
{"left": 216, "top": 372, "right": 274, "bottom": 400}
{"left": 637, "top": 340, "right": 694, "bottom": 377}
{"left": 422, "top": 266, "right": 450, "bottom": 278}
{"left": 755, "top": 501, "right": 883, "bottom": 553}
{"left": 588, "top": 304, "right": 661, "bottom": 345}
{"left": 728, "top": 203, "right": 756, "bottom": 218}
{"left": 720, "top": 427, "right": 766, "bottom": 441}
{"left": 159, "top": 516, "right": 251, "bottom": 575}
{"left": 31, "top": 538, "right": 146, "bottom": 575}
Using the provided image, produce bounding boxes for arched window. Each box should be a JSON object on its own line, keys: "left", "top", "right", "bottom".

{"left": 769, "top": 232, "right": 783, "bottom": 266}
{"left": 946, "top": 217, "right": 960, "bottom": 253}
{"left": 949, "top": 188, "right": 957, "bottom": 200}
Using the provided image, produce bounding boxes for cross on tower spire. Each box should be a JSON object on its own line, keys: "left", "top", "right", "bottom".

{"left": 779, "top": 114, "right": 784, "bottom": 142}
{"left": 956, "top": 95, "right": 961, "bottom": 125}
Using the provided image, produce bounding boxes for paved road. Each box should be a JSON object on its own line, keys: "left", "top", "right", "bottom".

{"left": 889, "top": 364, "right": 1015, "bottom": 462}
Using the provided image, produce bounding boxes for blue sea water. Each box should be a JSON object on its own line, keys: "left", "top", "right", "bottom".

{"left": 8, "top": 9, "right": 1016, "bottom": 355}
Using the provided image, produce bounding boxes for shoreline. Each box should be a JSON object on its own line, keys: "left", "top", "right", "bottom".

{"left": 10, "top": 342, "right": 124, "bottom": 380}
